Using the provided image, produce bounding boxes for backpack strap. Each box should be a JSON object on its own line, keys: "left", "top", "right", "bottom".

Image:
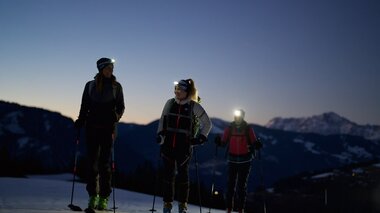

{"left": 224, "top": 122, "right": 251, "bottom": 158}
{"left": 164, "top": 99, "right": 199, "bottom": 139}
{"left": 163, "top": 98, "right": 176, "bottom": 131}
{"left": 88, "top": 80, "right": 117, "bottom": 99}
{"left": 112, "top": 83, "right": 117, "bottom": 99}
{"left": 189, "top": 100, "right": 199, "bottom": 139}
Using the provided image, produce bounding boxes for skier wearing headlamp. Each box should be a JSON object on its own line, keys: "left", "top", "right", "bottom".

{"left": 214, "top": 109, "right": 263, "bottom": 213}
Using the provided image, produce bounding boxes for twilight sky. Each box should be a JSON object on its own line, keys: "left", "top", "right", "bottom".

{"left": 0, "top": 0, "right": 379, "bottom": 126}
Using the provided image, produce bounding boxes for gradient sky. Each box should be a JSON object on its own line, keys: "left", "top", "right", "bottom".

{"left": 1, "top": 0, "right": 379, "bottom": 126}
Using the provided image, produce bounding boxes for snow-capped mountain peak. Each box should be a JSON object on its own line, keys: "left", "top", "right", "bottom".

{"left": 266, "top": 112, "right": 380, "bottom": 140}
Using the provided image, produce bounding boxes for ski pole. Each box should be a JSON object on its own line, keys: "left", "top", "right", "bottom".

{"left": 150, "top": 151, "right": 162, "bottom": 213}
{"left": 112, "top": 134, "right": 116, "bottom": 213}
{"left": 193, "top": 146, "right": 202, "bottom": 213}
{"left": 68, "top": 129, "right": 82, "bottom": 211}
{"left": 257, "top": 149, "right": 267, "bottom": 213}
{"left": 207, "top": 144, "right": 218, "bottom": 213}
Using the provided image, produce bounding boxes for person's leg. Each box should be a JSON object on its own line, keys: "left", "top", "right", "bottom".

{"left": 85, "top": 127, "right": 100, "bottom": 196}
{"left": 162, "top": 156, "right": 176, "bottom": 212}
{"left": 85, "top": 127, "right": 101, "bottom": 208}
{"left": 226, "top": 162, "right": 238, "bottom": 211}
{"left": 176, "top": 159, "right": 190, "bottom": 203}
{"left": 97, "top": 128, "right": 113, "bottom": 210}
{"left": 98, "top": 130, "right": 113, "bottom": 198}
{"left": 235, "top": 162, "right": 251, "bottom": 211}
{"left": 177, "top": 159, "right": 190, "bottom": 213}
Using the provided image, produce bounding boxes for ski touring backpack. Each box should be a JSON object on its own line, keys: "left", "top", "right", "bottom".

{"left": 224, "top": 123, "right": 254, "bottom": 158}
{"left": 88, "top": 80, "right": 117, "bottom": 99}
{"left": 165, "top": 98, "right": 201, "bottom": 139}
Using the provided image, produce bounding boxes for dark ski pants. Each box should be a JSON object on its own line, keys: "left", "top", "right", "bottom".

{"left": 85, "top": 127, "right": 113, "bottom": 198}
{"left": 162, "top": 156, "right": 191, "bottom": 203}
{"left": 226, "top": 161, "right": 252, "bottom": 210}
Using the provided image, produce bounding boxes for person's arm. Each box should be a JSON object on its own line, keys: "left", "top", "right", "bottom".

{"left": 248, "top": 128, "right": 257, "bottom": 145}
{"left": 157, "top": 99, "right": 172, "bottom": 134}
{"left": 115, "top": 82, "right": 125, "bottom": 121}
{"left": 78, "top": 82, "right": 91, "bottom": 120}
{"left": 249, "top": 127, "right": 263, "bottom": 150}
{"left": 221, "top": 127, "right": 230, "bottom": 146}
{"left": 193, "top": 102, "right": 212, "bottom": 137}
{"left": 75, "top": 81, "right": 91, "bottom": 129}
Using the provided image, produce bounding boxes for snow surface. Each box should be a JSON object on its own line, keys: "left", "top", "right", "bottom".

{"left": 2, "top": 111, "right": 25, "bottom": 134}
{"left": 310, "top": 172, "right": 334, "bottom": 179}
{"left": 0, "top": 174, "right": 225, "bottom": 213}
{"left": 293, "top": 138, "right": 321, "bottom": 155}
{"left": 346, "top": 145, "right": 372, "bottom": 158}
{"left": 44, "top": 118, "right": 51, "bottom": 132}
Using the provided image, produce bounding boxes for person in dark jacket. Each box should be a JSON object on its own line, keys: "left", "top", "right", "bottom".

{"left": 74, "top": 57, "right": 125, "bottom": 211}
{"left": 214, "top": 109, "right": 262, "bottom": 213}
{"left": 157, "top": 79, "right": 212, "bottom": 213}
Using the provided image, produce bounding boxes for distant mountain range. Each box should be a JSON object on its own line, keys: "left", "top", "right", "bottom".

{"left": 1, "top": 100, "right": 380, "bottom": 191}
{"left": 266, "top": 112, "right": 380, "bottom": 141}
{"left": 0, "top": 100, "right": 76, "bottom": 175}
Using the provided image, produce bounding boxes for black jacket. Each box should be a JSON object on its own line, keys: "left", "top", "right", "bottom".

{"left": 78, "top": 78, "right": 125, "bottom": 128}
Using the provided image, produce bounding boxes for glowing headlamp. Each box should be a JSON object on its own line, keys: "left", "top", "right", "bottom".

{"left": 234, "top": 110, "right": 242, "bottom": 117}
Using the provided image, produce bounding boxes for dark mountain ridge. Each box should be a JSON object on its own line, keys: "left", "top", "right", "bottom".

{"left": 1, "top": 100, "right": 380, "bottom": 192}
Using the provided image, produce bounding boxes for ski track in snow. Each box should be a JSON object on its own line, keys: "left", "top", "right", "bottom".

{"left": 0, "top": 174, "right": 224, "bottom": 213}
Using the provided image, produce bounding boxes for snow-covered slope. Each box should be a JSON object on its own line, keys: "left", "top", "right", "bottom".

{"left": 0, "top": 174, "right": 224, "bottom": 213}
{"left": 266, "top": 112, "right": 380, "bottom": 140}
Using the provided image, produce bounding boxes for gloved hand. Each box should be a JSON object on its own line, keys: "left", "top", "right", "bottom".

{"left": 156, "top": 131, "right": 166, "bottom": 145}
{"left": 214, "top": 135, "right": 222, "bottom": 146}
{"left": 254, "top": 138, "right": 263, "bottom": 150}
{"left": 74, "top": 119, "right": 85, "bottom": 129}
{"left": 191, "top": 134, "right": 207, "bottom": 146}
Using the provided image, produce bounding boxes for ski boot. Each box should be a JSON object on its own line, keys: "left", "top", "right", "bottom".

{"left": 226, "top": 208, "right": 232, "bottom": 213}
{"left": 178, "top": 202, "right": 188, "bottom": 213}
{"left": 163, "top": 202, "right": 172, "bottom": 213}
{"left": 97, "top": 196, "right": 109, "bottom": 210}
{"left": 88, "top": 195, "right": 99, "bottom": 209}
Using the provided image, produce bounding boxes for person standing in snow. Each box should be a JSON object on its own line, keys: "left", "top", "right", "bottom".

{"left": 156, "top": 79, "right": 212, "bottom": 213}
{"left": 214, "top": 109, "right": 262, "bottom": 213}
{"left": 74, "top": 57, "right": 125, "bottom": 211}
